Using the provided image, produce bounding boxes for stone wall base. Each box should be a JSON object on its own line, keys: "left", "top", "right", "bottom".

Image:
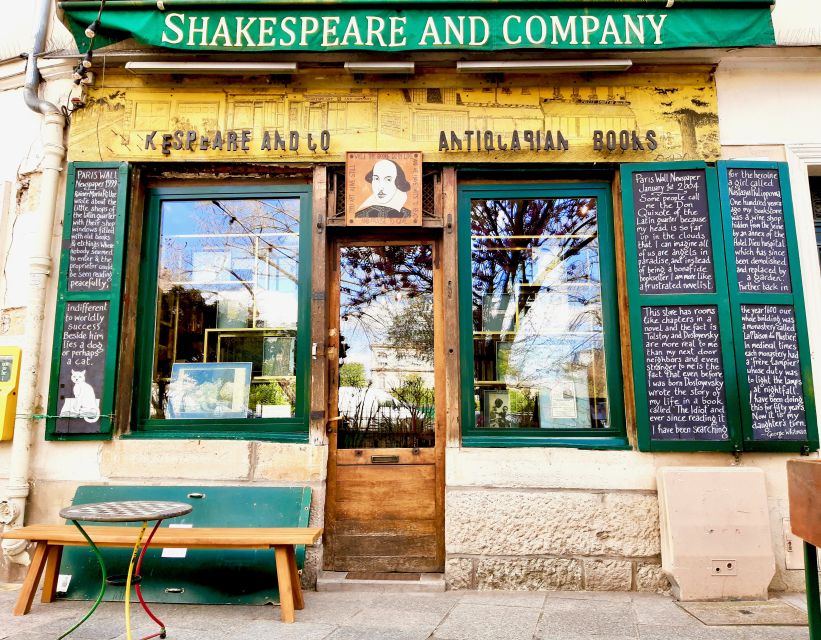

{"left": 445, "top": 487, "right": 669, "bottom": 592}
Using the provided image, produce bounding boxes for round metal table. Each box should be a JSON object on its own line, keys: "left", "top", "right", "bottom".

{"left": 58, "top": 500, "right": 192, "bottom": 640}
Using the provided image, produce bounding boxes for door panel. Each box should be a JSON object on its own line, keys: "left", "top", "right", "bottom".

{"left": 326, "top": 240, "right": 443, "bottom": 573}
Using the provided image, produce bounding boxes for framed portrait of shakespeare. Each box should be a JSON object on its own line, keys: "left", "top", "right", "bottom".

{"left": 346, "top": 151, "right": 423, "bottom": 226}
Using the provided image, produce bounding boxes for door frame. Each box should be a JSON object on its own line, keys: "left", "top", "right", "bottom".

{"left": 323, "top": 233, "right": 446, "bottom": 572}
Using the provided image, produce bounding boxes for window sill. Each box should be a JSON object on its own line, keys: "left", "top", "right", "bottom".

{"left": 121, "top": 430, "right": 310, "bottom": 443}
{"left": 461, "top": 435, "right": 632, "bottom": 450}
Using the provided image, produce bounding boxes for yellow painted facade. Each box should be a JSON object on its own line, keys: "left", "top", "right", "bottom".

{"left": 68, "top": 68, "right": 719, "bottom": 163}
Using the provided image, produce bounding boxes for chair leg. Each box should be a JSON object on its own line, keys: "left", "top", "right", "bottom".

{"left": 13, "top": 542, "right": 49, "bottom": 616}
{"left": 274, "top": 546, "right": 295, "bottom": 623}
{"left": 42, "top": 545, "right": 64, "bottom": 603}
{"left": 286, "top": 546, "right": 304, "bottom": 610}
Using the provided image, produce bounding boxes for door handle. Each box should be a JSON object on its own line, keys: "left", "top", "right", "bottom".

{"left": 326, "top": 415, "right": 342, "bottom": 434}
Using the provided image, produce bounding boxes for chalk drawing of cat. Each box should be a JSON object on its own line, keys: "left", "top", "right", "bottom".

{"left": 59, "top": 369, "right": 100, "bottom": 422}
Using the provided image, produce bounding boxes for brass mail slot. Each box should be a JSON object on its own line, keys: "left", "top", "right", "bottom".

{"left": 371, "top": 455, "right": 400, "bottom": 464}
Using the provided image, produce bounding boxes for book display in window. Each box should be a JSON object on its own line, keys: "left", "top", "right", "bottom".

{"left": 467, "top": 194, "right": 612, "bottom": 434}
{"left": 145, "top": 196, "right": 303, "bottom": 423}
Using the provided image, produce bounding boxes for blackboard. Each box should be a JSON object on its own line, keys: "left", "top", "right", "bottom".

{"left": 726, "top": 168, "right": 791, "bottom": 293}
{"left": 67, "top": 168, "right": 119, "bottom": 292}
{"left": 642, "top": 305, "right": 729, "bottom": 441}
{"left": 632, "top": 169, "right": 715, "bottom": 295}
{"left": 741, "top": 304, "right": 806, "bottom": 441}
{"left": 55, "top": 301, "right": 109, "bottom": 434}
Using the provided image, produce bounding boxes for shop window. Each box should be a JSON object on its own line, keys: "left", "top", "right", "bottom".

{"left": 133, "top": 186, "right": 311, "bottom": 439}
{"left": 458, "top": 184, "right": 626, "bottom": 448}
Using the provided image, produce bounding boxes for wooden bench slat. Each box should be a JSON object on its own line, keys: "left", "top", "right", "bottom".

{"left": 0, "top": 525, "right": 322, "bottom": 548}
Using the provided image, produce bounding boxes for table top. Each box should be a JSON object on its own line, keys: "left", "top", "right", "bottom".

{"left": 59, "top": 500, "right": 192, "bottom": 523}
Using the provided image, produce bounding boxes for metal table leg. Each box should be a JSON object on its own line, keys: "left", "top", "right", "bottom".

{"left": 805, "top": 542, "right": 821, "bottom": 640}
{"left": 124, "top": 521, "right": 148, "bottom": 640}
{"left": 58, "top": 520, "right": 107, "bottom": 640}
{"left": 134, "top": 520, "right": 168, "bottom": 640}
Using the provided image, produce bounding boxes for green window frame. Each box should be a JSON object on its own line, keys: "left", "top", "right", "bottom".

{"left": 458, "top": 182, "right": 627, "bottom": 449}
{"left": 131, "top": 185, "right": 312, "bottom": 441}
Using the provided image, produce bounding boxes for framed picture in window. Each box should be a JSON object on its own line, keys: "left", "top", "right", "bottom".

{"left": 262, "top": 336, "right": 296, "bottom": 377}
{"left": 481, "top": 293, "right": 516, "bottom": 333}
{"left": 166, "top": 362, "right": 252, "bottom": 419}
{"left": 483, "top": 390, "right": 511, "bottom": 429}
{"left": 346, "top": 152, "right": 423, "bottom": 226}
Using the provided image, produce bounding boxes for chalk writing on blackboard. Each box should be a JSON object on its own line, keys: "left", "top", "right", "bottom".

{"left": 741, "top": 304, "right": 806, "bottom": 441}
{"left": 632, "top": 169, "right": 715, "bottom": 295}
{"left": 726, "top": 168, "right": 791, "bottom": 293}
{"left": 643, "top": 305, "right": 728, "bottom": 441}
{"left": 55, "top": 300, "right": 109, "bottom": 434}
{"left": 67, "top": 168, "right": 119, "bottom": 292}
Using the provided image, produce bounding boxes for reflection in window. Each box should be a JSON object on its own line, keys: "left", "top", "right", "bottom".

{"left": 471, "top": 197, "right": 608, "bottom": 430}
{"left": 338, "top": 245, "right": 435, "bottom": 449}
{"left": 151, "top": 198, "right": 299, "bottom": 420}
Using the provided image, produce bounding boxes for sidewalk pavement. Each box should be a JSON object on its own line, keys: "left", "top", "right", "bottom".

{"left": 0, "top": 586, "right": 810, "bottom": 640}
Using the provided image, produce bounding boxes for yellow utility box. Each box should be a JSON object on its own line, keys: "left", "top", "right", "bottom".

{"left": 0, "top": 347, "right": 21, "bottom": 441}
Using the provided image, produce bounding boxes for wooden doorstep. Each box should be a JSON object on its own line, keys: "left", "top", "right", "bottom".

{"left": 1, "top": 525, "right": 322, "bottom": 548}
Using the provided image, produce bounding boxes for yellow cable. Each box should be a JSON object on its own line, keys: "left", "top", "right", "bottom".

{"left": 125, "top": 521, "right": 147, "bottom": 640}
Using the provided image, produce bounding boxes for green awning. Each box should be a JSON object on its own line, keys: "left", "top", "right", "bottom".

{"left": 60, "top": 1, "right": 776, "bottom": 53}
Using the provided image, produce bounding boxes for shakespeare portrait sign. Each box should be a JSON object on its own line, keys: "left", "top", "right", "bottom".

{"left": 346, "top": 152, "right": 423, "bottom": 226}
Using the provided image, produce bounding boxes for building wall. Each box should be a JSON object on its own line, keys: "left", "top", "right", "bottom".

{"left": 2, "top": 2, "right": 821, "bottom": 592}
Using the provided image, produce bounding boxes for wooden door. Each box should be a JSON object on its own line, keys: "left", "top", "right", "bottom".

{"left": 325, "top": 240, "right": 445, "bottom": 573}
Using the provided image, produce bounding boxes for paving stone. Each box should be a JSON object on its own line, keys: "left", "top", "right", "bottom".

{"left": 638, "top": 624, "right": 749, "bottom": 640}
{"left": 345, "top": 605, "right": 444, "bottom": 631}
{"left": 433, "top": 602, "right": 542, "bottom": 640}
{"left": 546, "top": 590, "right": 633, "bottom": 603}
{"left": 632, "top": 592, "right": 702, "bottom": 626}
{"left": 540, "top": 597, "right": 637, "bottom": 638}
{"left": 327, "top": 627, "right": 438, "bottom": 640}
{"left": 0, "top": 587, "right": 811, "bottom": 640}
{"left": 367, "top": 591, "right": 462, "bottom": 615}
{"left": 461, "top": 589, "right": 546, "bottom": 608}
{"left": 736, "top": 626, "right": 810, "bottom": 640}
{"left": 113, "top": 619, "right": 337, "bottom": 640}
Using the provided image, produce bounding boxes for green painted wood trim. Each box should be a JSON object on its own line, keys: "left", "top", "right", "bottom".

{"left": 133, "top": 185, "right": 312, "bottom": 438}
{"left": 46, "top": 162, "right": 130, "bottom": 441}
{"left": 457, "top": 182, "right": 626, "bottom": 446}
{"left": 121, "top": 430, "right": 310, "bottom": 443}
{"left": 620, "top": 161, "right": 742, "bottom": 452}
{"left": 462, "top": 435, "right": 631, "bottom": 450}
{"left": 717, "top": 160, "right": 818, "bottom": 453}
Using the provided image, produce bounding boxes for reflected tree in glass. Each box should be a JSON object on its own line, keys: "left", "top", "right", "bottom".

{"left": 337, "top": 245, "right": 436, "bottom": 448}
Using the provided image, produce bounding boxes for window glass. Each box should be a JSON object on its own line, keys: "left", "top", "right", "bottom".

{"left": 470, "top": 197, "right": 608, "bottom": 430}
{"left": 337, "top": 244, "right": 435, "bottom": 449}
{"left": 150, "top": 198, "right": 299, "bottom": 420}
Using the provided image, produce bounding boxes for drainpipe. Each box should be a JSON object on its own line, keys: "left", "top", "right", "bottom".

{"left": 0, "top": 0, "right": 67, "bottom": 566}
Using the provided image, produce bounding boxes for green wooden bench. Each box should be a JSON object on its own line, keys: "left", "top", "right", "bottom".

{"left": 1, "top": 485, "right": 319, "bottom": 623}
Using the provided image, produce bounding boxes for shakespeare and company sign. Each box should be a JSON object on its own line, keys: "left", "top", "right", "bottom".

{"left": 61, "top": 6, "right": 774, "bottom": 52}
{"left": 67, "top": 69, "right": 720, "bottom": 163}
